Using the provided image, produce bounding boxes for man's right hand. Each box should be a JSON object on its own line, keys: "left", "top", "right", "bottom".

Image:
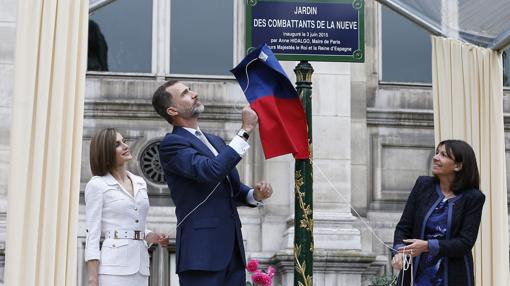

{"left": 241, "top": 105, "right": 258, "bottom": 133}
{"left": 253, "top": 181, "right": 273, "bottom": 201}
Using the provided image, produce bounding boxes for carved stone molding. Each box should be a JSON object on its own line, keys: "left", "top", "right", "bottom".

{"left": 84, "top": 100, "right": 242, "bottom": 122}
{"left": 367, "top": 108, "right": 433, "bottom": 128}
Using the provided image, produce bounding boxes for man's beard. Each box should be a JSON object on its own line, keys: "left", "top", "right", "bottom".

{"left": 191, "top": 103, "right": 204, "bottom": 117}
{"left": 180, "top": 103, "right": 204, "bottom": 119}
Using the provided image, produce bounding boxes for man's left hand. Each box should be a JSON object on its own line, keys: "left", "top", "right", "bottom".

{"left": 253, "top": 181, "right": 273, "bottom": 201}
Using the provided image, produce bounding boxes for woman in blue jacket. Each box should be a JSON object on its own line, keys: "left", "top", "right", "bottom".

{"left": 392, "top": 140, "right": 485, "bottom": 286}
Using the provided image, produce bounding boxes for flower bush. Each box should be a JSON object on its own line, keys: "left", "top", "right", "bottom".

{"left": 246, "top": 259, "right": 276, "bottom": 286}
{"left": 246, "top": 259, "right": 260, "bottom": 273}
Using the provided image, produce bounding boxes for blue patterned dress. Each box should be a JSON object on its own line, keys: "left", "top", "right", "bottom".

{"left": 415, "top": 198, "right": 449, "bottom": 286}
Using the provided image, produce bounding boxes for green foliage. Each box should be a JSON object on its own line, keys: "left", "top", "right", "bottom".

{"left": 370, "top": 274, "right": 397, "bottom": 286}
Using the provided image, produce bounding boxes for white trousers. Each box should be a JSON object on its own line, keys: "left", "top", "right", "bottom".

{"left": 99, "top": 271, "right": 148, "bottom": 286}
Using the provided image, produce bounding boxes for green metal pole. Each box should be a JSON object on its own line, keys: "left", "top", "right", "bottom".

{"left": 293, "top": 60, "right": 314, "bottom": 286}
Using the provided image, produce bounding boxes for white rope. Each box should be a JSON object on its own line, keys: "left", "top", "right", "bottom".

{"left": 175, "top": 158, "right": 414, "bottom": 284}
{"left": 177, "top": 57, "right": 417, "bottom": 279}
{"left": 231, "top": 57, "right": 259, "bottom": 114}
{"left": 243, "top": 58, "right": 258, "bottom": 94}
{"left": 394, "top": 246, "right": 413, "bottom": 286}
{"left": 310, "top": 158, "right": 413, "bottom": 285}
{"left": 176, "top": 181, "right": 221, "bottom": 229}
{"left": 310, "top": 158, "right": 398, "bottom": 252}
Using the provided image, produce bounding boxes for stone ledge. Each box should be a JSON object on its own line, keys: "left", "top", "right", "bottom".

{"left": 248, "top": 250, "right": 387, "bottom": 286}
{"left": 367, "top": 108, "right": 433, "bottom": 128}
{"left": 271, "top": 249, "right": 379, "bottom": 273}
{"left": 84, "top": 101, "right": 242, "bottom": 121}
{"left": 368, "top": 108, "right": 510, "bottom": 131}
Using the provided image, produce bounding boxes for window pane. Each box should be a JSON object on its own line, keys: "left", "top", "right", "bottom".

{"left": 381, "top": 6, "right": 432, "bottom": 83}
{"left": 504, "top": 49, "right": 510, "bottom": 87}
{"left": 88, "top": 0, "right": 152, "bottom": 73}
{"left": 170, "top": 0, "right": 233, "bottom": 75}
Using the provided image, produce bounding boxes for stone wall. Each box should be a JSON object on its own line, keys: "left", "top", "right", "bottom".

{"left": 0, "top": 0, "right": 17, "bottom": 283}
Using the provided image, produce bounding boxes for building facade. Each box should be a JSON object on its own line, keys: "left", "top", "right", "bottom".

{"left": 1, "top": 0, "right": 510, "bottom": 285}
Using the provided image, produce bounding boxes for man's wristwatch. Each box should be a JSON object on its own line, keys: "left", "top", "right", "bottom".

{"left": 237, "top": 129, "right": 250, "bottom": 140}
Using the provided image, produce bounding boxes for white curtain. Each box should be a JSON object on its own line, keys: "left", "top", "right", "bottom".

{"left": 432, "top": 36, "right": 510, "bottom": 286}
{"left": 4, "top": 0, "right": 88, "bottom": 285}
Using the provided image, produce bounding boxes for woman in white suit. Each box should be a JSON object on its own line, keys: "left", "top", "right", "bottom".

{"left": 85, "top": 128, "right": 169, "bottom": 286}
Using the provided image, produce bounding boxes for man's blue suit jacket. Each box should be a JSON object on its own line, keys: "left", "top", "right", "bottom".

{"left": 159, "top": 126, "right": 254, "bottom": 273}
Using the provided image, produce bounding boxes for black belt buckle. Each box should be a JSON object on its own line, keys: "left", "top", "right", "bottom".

{"left": 134, "top": 230, "right": 141, "bottom": 240}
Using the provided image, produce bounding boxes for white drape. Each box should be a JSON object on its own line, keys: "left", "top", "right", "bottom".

{"left": 5, "top": 0, "right": 88, "bottom": 285}
{"left": 432, "top": 36, "right": 510, "bottom": 286}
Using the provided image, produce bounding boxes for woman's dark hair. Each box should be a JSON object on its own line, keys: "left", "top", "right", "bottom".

{"left": 89, "top": 128, "right": 118, "bottom": 176}
{"left": 436, "top": 139, "right": 480, "bottom": 194}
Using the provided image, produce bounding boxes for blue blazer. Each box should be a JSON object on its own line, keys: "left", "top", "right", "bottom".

{"left": 159, "top": 126, "right": 254, "bottom": 273}
{"left": 393, "top": 176, "right": 485, "bottom": 286}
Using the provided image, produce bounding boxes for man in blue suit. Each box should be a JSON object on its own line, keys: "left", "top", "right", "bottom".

{"left": 152, "top": 80, "right": 273, "bottom": 286}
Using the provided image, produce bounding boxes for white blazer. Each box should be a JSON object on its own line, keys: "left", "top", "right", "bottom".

{"left": 84, "top": 171, "right": 151, "bottom": 276}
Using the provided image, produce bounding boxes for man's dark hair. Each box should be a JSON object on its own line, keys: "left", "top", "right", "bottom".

{"left": 437, "top": 139, "right": 480, "bottom": 194}
{"left": 152, "top": 80, "right": 179, "bottom": 124}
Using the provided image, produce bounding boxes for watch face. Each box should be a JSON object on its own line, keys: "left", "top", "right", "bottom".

{"left": 238, "top": 129, "right": 249, "bottom": 139}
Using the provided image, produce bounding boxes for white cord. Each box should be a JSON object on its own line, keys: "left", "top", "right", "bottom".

{"left": 310, "top": 158, "right": 399, "bottom": 253}
{"left": 176, "top": 55, "right": 257, "bottom": 228}
{"left": 310, "top": 158, "right": 414, "bottom": 285}
{"left": 178, "top": 48, "right": 416, "bottom": 280}
{"left": 243, "top": 58, "right": 259, "bottom": 94}
{"left": 230, "top": 57, "right": 259, "bottom": 114}
{"left": 176, "top": 181, "right": 221, "bottom": 229}
{"left": 400, "top": 249, "right": 414, "bottom": 286}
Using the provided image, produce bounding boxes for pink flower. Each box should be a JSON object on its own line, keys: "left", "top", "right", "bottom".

{"left": 246, "top": 259, "right": 260, "bottom": 273}
{"left": 267, "top": 266, "right": 276, "bottom": 278}
{"left": 252, "top": 270, "right": 272, "bottom": 286}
